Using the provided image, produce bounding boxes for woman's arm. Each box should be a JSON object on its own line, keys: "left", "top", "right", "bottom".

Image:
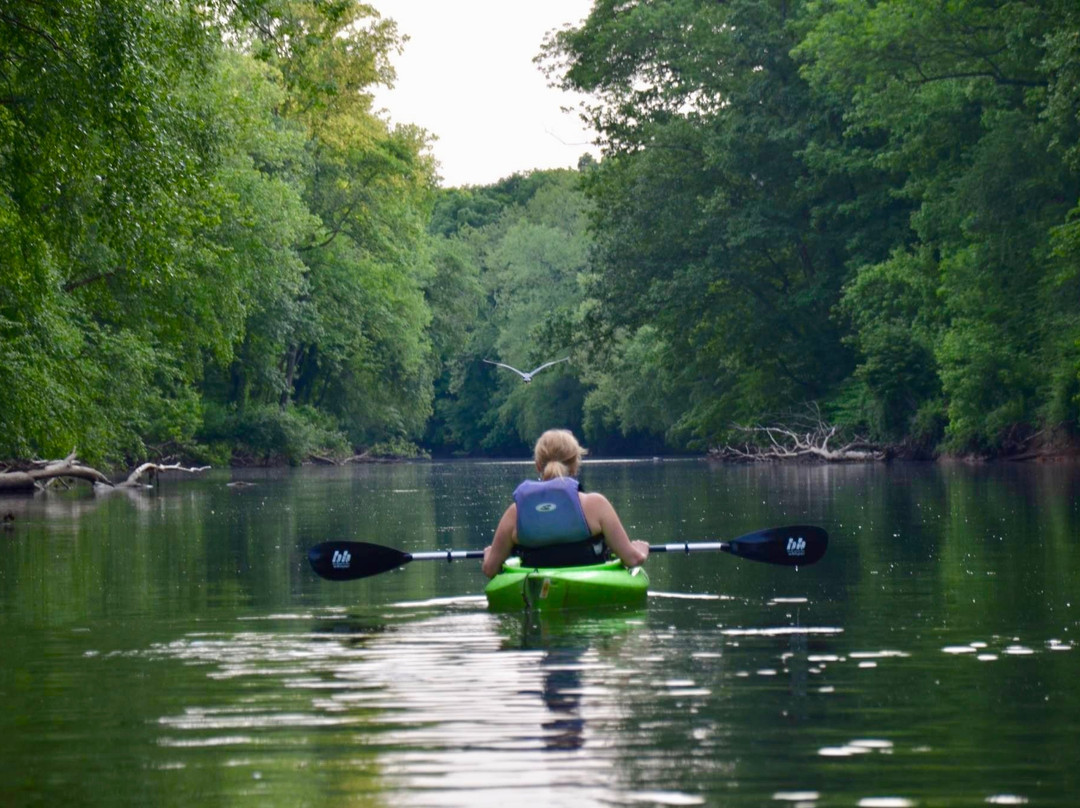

{"left": 482, "top": 503, "right": 518, "bottom": 578}
{"left": 583, "top": 492, "right": 649, "bottom": 567}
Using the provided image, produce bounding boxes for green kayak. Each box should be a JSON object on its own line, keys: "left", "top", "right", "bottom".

{"left": 484, "top": 556, "right": 649, "bottom": 612}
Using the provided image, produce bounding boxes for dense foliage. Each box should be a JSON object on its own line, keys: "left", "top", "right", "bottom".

{"left": 1, "top": 0, "right": 435, "bottom": 465}
{"left": 2, "top": 0, "right": 1078, "bottom": 464}
{"left": 542, "top": 0, "right": 1080, "bottom": 455}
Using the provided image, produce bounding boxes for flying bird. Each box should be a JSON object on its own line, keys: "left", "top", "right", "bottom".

{"left": 483, "top": 357, "right": 570, "bottom": 383}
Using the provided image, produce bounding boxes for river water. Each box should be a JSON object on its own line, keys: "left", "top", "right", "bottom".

{"left": 1, "top": 459, "right": 1077, "bottom": 807}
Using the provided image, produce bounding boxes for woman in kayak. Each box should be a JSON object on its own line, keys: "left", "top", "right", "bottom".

{"left": 481, "top": 429, "right": 649, "bottom": 577}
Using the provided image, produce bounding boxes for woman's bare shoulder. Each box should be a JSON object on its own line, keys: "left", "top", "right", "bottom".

{"left": 579, "top": 490, "right": 613, "bottom": 511}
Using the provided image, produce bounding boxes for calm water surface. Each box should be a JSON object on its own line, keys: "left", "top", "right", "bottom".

{"left": 1, "top": 460, "right": 1078, "bottom": 807}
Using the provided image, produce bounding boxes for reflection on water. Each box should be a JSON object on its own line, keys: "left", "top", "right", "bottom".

{"left": 537, "top": 648, "right": 586, "bottom": 752}
{"left": 133, "top": 598, "right": 942, "bottom": 808}
{"left": 2, "top": 461, "right": 1080, "bottom": 806}
{"left": 146, "top": 609, "right": 657, "bottom": 807}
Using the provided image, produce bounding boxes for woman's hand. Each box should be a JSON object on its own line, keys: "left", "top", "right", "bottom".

{"left": 481, "top": 545, "right": 497, "bottom": 578}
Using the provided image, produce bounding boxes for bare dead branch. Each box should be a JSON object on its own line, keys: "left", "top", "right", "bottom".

{"left": 119, "top": 462, "right": 211, "bottom": 488}
{"left": 713, "top": 414, "right": 885, "bottom": 463}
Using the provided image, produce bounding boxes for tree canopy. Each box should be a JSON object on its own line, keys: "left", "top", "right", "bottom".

{"left": 1, "top": 0, "right": 436, "bottom": 465}
{"left": 538, "top": 0, "right": 1080, "bottom": 456}
{"left": 3, "top": 0, "right": 1078, "bottom": 466}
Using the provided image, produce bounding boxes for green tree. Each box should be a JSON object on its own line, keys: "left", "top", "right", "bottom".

{"left": 543, "top": 0, "right": 859, "bottom": 448}
{"left": 422, "top": 171, "right": 593, "bottom": 455}
{"left": 798, "top": 0, "right": 1080, "bottom": 452}
{"left": 0, "top": 1, "right": 247, "bottom": 462}
{"left": 582, "top": 325, "right": 677, "bottom": 452}
{"left": 421, "top": 226, "right": 493, "bottom": 455}
{"left": 0, "top": 1, "right": 442, "bottom": 464}
{"left": 222, "top": 1, "right": 439, "bottom": 454}
{"left": 837, "top": 248, "right": 944, "bottom": 446}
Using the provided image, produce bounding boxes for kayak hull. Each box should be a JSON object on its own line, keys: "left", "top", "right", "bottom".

{"left": 484, "top": 558, "right": 649, "bottom": 612}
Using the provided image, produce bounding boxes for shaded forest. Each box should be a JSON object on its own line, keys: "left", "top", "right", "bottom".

{"left": 2, "top": 0, "right": 1079, "bottom": 468}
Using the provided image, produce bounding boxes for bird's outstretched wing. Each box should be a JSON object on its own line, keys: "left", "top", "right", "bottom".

{"left": 527, "top": 357, "right": 570, "bottom": 375}
{"left": 483, "top": 359, "right": 527, "bottom": 379}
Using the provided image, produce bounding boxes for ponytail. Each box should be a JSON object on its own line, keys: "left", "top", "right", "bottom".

{"left": 541, "top": 459, "right": 571, "bottom": 480}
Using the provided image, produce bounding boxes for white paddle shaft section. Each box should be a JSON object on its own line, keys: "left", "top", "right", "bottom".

{"left": 409, "top": 550, "right": 486, "bottom": 562}
{"left": 413, "top": 544, "right": 732, "bottom": 560}
{"left": 648, "top": 542, "right": 730, "bottom": 554}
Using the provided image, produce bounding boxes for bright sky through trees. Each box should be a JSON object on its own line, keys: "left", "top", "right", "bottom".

{"left": 371, "top": 0, "right": 598, "bottom": 187}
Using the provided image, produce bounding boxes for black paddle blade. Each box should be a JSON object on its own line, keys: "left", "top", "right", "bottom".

{"left": 308, "top": 541, "right": 412, "bottom": 581}
{"left": 725, "top": 525, "right": 828, "bottom": 566}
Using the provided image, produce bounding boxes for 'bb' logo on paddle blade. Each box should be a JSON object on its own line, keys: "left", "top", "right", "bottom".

{"left": 332, "top": 550, "right": 352, "bottom": 568}
{"left": 536, "top": 503, "right": 557, "bottom": 512}
{"left": 786, "top": 537, "right": 806, "bottom": 557}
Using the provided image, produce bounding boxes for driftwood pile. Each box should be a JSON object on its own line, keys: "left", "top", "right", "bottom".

{"left": 0, "top": 451, "right": 210, "bottom": 493}
{"left": 713, "top": 412, "right": 885, "bottom": 462}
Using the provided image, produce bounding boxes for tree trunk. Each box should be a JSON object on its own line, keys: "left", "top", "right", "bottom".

{"left": 0, "top": 452, "right": 113, "bottom": 492}
{"left": 281, "top": 344, "right": 298, "bottom": 409}
{"left": 0, "top": 453, "right": 210, "bottom": 492}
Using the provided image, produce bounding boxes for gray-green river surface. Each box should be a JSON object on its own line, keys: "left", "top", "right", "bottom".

{"left": 1, "top": 459, "right": 1078, "bottom": 807}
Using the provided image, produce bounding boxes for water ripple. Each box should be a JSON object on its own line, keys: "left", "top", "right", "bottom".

{"left": 721, "top": 626, "right": 843, "bottom": 637}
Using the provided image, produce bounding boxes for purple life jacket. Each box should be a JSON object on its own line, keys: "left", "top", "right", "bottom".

{"left": 513, "top": 477, "right": 592, "bottom": 548}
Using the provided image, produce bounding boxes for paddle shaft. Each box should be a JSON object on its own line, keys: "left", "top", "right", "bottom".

{"left": 308, "top": 525, "right": 826, "bottom": 581}
{"left": 387, "top": 543, "right": 729, "bottom": 566}
{"left": 410, "top": 549, "right": 486, "bottom": 562}
{"left": 412, "top": 544, "right": 727, "bottom": 561}
{"left": 374, "top": 542, "right": 783, "bottom": 563}
{"left": 648, "top": 542, "right": 729, "bottom": 554}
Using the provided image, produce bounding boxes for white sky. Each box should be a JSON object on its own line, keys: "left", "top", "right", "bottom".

{"left": 371, "top": 0, "right": 599, "bottom": 188}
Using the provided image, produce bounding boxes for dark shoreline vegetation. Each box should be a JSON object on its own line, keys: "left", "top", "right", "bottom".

{"left": 4, "top": 439, "right": 1078, "bottom": 495}
{"left": 3, "top": 1, "right": 1079, "bottom": 475}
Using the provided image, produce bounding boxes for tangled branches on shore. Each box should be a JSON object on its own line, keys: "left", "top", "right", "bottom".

{"left": 711, "top": 408, "right": 885, "bottom": 462}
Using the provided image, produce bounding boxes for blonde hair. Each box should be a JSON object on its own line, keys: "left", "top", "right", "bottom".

{"left": 534, "top": 429, "right": 586, "bottom": 480}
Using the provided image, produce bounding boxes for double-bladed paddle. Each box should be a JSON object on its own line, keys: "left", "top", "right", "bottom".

{"left": 307, "top": 525, "right": 827, "bottom": 581}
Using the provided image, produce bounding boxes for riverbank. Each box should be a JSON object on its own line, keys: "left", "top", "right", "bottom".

{"left": 708, "top": 421, "right": 1080, "bottom": 465}
{"left": 5, "top": 441, "right": 1080, "bottom": 496}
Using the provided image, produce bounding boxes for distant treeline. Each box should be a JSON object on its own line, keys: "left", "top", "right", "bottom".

{"left": 2, "top": 0, "right": 1079, "bottom": 467}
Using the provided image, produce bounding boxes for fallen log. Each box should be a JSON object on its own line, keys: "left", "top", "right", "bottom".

{"left": 0, "top": 451, "right": 210, "bottom": 493}
{"left": 0, "top": 451, "right": 113, "bottom": 492}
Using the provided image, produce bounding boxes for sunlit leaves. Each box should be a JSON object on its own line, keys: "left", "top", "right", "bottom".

{"left": 0, "top": 1, "right": 438, "bottom": 462}
{"left": 234, "top": 1, "right": 438, "bottom": 450}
